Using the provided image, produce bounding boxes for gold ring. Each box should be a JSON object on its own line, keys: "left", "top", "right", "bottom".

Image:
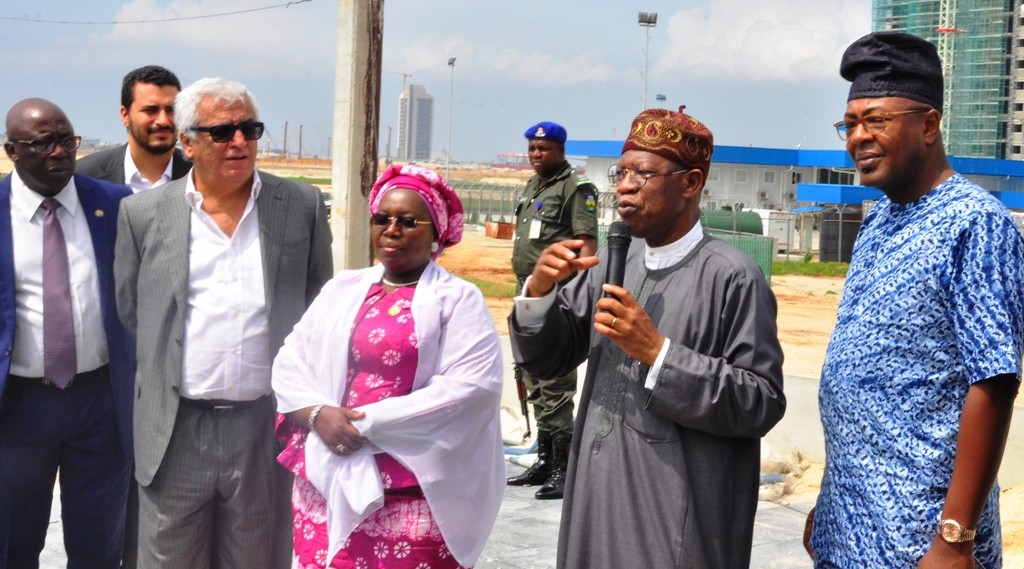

{"left": 611, "top": 317, "right": 617, "bottom": 329}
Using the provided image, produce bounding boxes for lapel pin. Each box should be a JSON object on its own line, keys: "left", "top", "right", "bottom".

{"left": 95, "top": 209, "right": 105, "bottom": 218}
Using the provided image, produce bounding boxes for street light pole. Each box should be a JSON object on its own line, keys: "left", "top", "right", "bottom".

{"left": 447, "top": 57, "right": 456, "bottom": 179}
{"left": 638, "top": 12, "right": 658, "bottom": 110}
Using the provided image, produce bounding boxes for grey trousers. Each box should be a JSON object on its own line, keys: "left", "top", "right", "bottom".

{"left": 136, "top": 397, "right": 292, "bottom": 569}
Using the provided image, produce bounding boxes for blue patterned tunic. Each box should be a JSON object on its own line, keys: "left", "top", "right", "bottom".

{"left": 811, "top": 174, "right": 1024, "bottom": 569}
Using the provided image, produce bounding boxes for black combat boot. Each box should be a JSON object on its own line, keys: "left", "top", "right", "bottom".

{"left": 507, "top": 432, "right": 553, "bottom": 486}
{"left": 535, "top": 434, "right": 571, "bottom": 500}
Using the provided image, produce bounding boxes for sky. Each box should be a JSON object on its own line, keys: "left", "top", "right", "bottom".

{"left": 0, "top": 0, "right": 873, "bottom": 164}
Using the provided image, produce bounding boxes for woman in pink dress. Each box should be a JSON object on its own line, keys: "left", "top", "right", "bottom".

{"left": 272, "top": 165, "right": 505, "bottom": 569}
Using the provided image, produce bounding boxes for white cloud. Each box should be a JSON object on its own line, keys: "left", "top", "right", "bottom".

{"left": 489, "top": 48, "right": 615, "bottom": 85}
{"left": 389, "top": 37, "right": 613, "bottom": 86}
{"left": 89, "top": 0, "right": 335, "bottom": 77}
{"left": 655, "top": 0, "right": 872, "bottom": 82}
{"left": 392, "top": 35, "right": 470, "bottom": 78}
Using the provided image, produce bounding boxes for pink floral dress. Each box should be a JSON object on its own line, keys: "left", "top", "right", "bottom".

{"left": 276, "top": 284, "right": 468, "bottom": 569}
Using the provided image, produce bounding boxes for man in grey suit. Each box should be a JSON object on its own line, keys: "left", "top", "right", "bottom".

{"left": 114, "top": 77, "right": 333, "bottom": 569}
{"left": 77, "top": 65, "right": 191, "bottom": 192}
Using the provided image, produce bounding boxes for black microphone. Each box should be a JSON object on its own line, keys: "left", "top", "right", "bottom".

{"left": 604, "top": 221, "right": 631, "bottom": 298}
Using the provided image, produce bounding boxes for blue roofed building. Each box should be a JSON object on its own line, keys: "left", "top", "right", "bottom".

{"left": 566, "top": 139, "right": 1024, "bottom": 210}
{"left": 566, "top": 139, "right": 1024, "bottom": 260}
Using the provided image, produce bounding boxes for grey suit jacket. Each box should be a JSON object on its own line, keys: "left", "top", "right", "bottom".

{"left": 76, "top": 143, "right": 192, "bottom": 185}
{"left": 114, "top": 171, "right": 333, "bottom": 485}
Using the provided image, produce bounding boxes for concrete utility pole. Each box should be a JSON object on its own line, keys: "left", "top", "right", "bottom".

{"left": 333, "top": 0, "right": 384, "bottom": 269}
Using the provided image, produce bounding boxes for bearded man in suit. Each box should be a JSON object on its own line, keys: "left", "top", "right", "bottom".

{"left": 77, "top": 65, "right": 191, "bottom": 192}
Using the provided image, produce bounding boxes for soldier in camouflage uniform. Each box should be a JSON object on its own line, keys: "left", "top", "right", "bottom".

{"left": 508, "top": 121, "right": 598, "bottom": 500}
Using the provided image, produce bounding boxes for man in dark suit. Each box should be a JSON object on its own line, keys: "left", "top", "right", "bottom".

{"left": 76, "top": 65, "right": 191, "bottom": 192}
{"left": 0, "top": 98, "right": 134, "bottom": 568}
{"left": 77, "top": 64, "right": 190, "bottom": 569}
{"left": 114, "top": 78, "right": 333, "bottom": 569}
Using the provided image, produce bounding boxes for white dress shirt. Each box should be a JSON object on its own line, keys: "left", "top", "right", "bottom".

{"left": 9, "top": 171, "right": 108, "bottom": 377}
{"left": 180, "top": 171, "right": 271, "bottom": 401}
{"left": 515, "top": 221, "right": 705, "bottom": 389}
{"left": 122, "top": 145, "right": 174, "bottom": 193}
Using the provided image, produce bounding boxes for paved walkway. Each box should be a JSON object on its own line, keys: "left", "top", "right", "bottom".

{"left": 39, "top": 463, "right": 814, "bottom": 568}
{"left": 478, "top": 464, "right": 815, "bottom": 569}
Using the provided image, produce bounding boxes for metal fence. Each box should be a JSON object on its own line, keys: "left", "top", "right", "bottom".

{"left": 453, "top": 181, "right": 622, "bottom": 230}
{"left": 449, "top": 181, "right": 522, "bottom": 225}
{"left": 706, "top": 230, "right": 776, "bottom": 282}
{"left": 452, "top": 182, "right": 780, "bottom": 280}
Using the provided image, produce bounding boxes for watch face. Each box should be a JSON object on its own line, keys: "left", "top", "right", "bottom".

{"left": 940, "top": 520, "right": 962, "bottom": 542}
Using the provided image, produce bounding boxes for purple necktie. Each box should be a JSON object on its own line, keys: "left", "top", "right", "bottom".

{"left": 41, "top": 198, "right": 77, "bottom": 388}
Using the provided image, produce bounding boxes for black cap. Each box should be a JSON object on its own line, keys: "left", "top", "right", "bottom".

{"left": 841, "top": 31, "right": 944, "bottom": 112}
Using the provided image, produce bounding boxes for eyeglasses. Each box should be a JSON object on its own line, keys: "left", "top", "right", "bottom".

{"left": 608, "top": 165, "right": 687, "bottom": 188}
{"left": 10, "top": 136, "right": 82, "bottom": 155}
{"left": 189, "top": 120, "right": 264, "bottom": 143}
{"left": 833, "top": 108, "right": 930, "bottom": 140}
{"left": 370, "top": 213, "right": 433, "bottom": 229}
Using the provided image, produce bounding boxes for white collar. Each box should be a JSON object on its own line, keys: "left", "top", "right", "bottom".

{"left": 644, "top": 220, "right": 704, "bottom": 270}
{"left": 123, "top": 145, "right": 175, "bottom": 189}
{"left": 183, "top": 169, "right": 262, "bottom": 209}
{"left": 10, "top": 170, "right": 79, "bottom": 220}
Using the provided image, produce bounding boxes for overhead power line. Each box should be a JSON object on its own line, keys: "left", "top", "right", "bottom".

{"left": 0, "top": 0, "right": 311, "bottom": 25}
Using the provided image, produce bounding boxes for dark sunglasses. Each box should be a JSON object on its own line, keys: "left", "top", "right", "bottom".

{"left": 370, "top": 213, "right": 433, "bottom": 229}
{"left": 189, "top": 120, "right": 264, "bottom": 143}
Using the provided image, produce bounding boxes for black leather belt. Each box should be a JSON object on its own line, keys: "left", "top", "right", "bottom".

{"left": 9, "top": 365, "right": 109, "bottom": 389}
{"left": 179, "top": 395, "right": 270, "bottom": 415}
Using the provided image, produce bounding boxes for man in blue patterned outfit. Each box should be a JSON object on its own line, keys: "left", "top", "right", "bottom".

{"left": 804, "top": 31, "right": 1024, "bottom": 569}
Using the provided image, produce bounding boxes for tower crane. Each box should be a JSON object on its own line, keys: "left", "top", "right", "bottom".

{"left": 936, "top": 0, "right": 959, "bottom": 139}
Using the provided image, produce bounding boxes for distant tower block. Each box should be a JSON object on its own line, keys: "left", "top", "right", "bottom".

{"left": 397, "top": 84, "right": 434, "bottom": 161}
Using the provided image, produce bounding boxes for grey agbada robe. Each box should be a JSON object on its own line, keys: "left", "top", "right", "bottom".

{"left": 510, "top": 233, "right": 786, "bottom": 569}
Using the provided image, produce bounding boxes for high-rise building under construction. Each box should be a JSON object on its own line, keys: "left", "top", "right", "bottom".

{"left": 397, "top": 84, "right": 434, "bottom": 161}
{"left": 873, "top": 0, "right": 1022, "bottom": 159}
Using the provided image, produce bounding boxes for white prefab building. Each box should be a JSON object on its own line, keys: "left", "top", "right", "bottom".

{"left": 564, "top": 140, "right": 1024, "bottom": 211}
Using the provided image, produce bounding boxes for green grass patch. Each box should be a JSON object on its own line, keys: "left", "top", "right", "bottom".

{"left": 773, "top": 260, "right": 849, "bottom": 277}
{"left": 458, "top": 262, "right": 846, "bottom": 298}
{"left": 284, "top": 176, "right": 332, "bottom": 186}
{"left": 461, "top": 275, "right": 517, "bottom": 299}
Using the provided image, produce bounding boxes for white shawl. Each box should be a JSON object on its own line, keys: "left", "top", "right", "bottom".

{"left": 272, "top": 261, "right": 506, "bottom": 566}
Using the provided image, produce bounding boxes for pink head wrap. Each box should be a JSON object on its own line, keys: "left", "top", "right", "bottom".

{"left": 369, "top": 165, "right": 465, "bottom": 260}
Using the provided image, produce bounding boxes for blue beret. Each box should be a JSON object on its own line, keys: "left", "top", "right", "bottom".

{"left": 524, "top": 121, "right": 567, "bottom": 143}
{"left": 841, "top": 31, "right": 944, "bottom": 112}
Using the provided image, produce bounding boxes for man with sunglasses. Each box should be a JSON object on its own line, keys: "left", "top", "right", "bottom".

{"left": 509, "top": 107, "right": 785, "bottom": 568}
{"left": 0, "top": 98, "right": 134, "bottom": 567}
{"left": 77, "top": 65, "right": 191, "bottom": 193}
{"left": 805, "top": 32, "right": 1024, "bottom": 569}
{"left": 507, "top": 121, "right": 598, "bottom": 500}
{"left": 114, "top": 78, "right": 333, "bottom": 569}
